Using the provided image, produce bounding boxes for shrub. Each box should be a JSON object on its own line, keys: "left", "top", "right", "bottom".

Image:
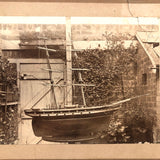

{"left": 72, "top": 33, "right": 156, "bottom": 143}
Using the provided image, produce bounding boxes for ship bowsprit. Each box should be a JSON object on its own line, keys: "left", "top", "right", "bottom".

{"left": 24, "top": 105, "right": 120, "bottom": 142}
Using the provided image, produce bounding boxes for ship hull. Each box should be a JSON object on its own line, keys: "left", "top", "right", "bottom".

{"left": 32, "top": 111, "right": 113, "bottom": 142}
{"left": 25, "top": 105, "right": 120, "bottom": 142}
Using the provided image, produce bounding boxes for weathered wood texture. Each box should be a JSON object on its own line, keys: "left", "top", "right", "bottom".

{"left": 65, "top": 17, "right": 72, "bottom": 106}
{"left": 8, "top": 58, "right": 65, "bottom": 144}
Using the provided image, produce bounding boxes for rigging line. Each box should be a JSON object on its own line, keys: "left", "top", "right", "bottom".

{"left": 30, "top": 80, "right": 33, "bottom": 108}
{"left": 22, "top": 73, "right": 56, "bottom": 109}
{"left": 71, "top": 40, "right": 87, "bottom": 106}
{"left": 31, "top": 88, "right": 51, "bottom": 109}
{"left": 23, "top": 85, "right": 48, "bottom": 108}
{"left": 107, "top": 93, "right": 151, "bottom": 108}
{"left": 44, "top": 42, "right": 53, "bottom": 81}
{"left": 36, "top": 138, "right": 43, "bottom": 144}
{"left": 27, "top": 136, "right": 41, "bottom": 144}
{"left": 44, "top": 39, "right": 58, "bottom": 109}
{"left": 62, "top": 86, "right": 72, "bottom": 107}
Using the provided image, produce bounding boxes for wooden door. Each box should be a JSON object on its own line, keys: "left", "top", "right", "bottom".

{"left": 20, "top": 60, "right": 65, "bottom": 113}
{"left": 10, "top": 58, "right": 65, "bottom": 144}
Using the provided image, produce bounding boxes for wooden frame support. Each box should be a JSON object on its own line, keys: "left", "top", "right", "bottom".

{"left": 65, "top": 17, "right": 72, "bottom": 106}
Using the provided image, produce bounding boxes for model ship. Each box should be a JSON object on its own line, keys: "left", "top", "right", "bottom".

{"left": 24, "top": 35, "right": 124, "bottom": 143}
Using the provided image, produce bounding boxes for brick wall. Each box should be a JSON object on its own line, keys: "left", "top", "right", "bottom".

{"left": 135, "top": 43, "right": 159, "bottom": 142}
{"left": 136, "top": 44, "right": 157, "bottom": 108}
{"left": 0, "top": 23, "right": 158, "bottom": 41}
{"left": 116, "top": 42, "right": 158, "bottom": 143}
{"left": 0, "top": 24, "right": 66, "bottom": 40}
{"left": 71, "top": 24, "right": 158, "bottom": 41}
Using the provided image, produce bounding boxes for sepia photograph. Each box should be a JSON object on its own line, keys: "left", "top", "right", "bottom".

{"left": 1, "top": 0, "right": 160, "bottom": 159}
{"left": 0, "top": 16, "right": 160, "bottom": 145}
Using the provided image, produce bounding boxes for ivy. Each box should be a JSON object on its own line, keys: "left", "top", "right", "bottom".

{"left": 0, "top": 57, "right": 17, "bottom": 89}
{"left": 73, "top": 33, "right": 156, "bottom": 143}
{"left": 72, "top": 35, "right": 137, "bottom": 106}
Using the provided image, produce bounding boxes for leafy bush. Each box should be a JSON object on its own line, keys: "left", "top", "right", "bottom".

{"left": 0, "top": 56, "right": 18, "bottom": 144}
{"left": 0, "top": 57, "right": 17, "bottom": 87}
{"left": 73, "top": 33, "right": 156, "bottom": 143}
{"left": 72, "top": 35, "right": 137, "bottom": 106}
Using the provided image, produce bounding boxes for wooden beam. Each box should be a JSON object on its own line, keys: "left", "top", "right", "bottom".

{"left": 8, "top": 58, "right": 64, "bottom": 64}
{"left": 65, "top": 17, "right": 72, "bottom": 106}
{"left": 41, "top": 68, "right": 63, "bottom": 72}
{"left": 41, "top": 83, "right": 94, "bottom": 87}
{"left": 71, "top": 68, "right": 89, "bottom": 71}
{"left": 37, "top": 46, "right": 57, "bottom": 52}
{"left": 1, "top": 101, "right": 18, "bottom": 106}
{"left": 43, "top": 41, "right": 58, "bottom": 109}
{"left": 16, "top": 61, "right": 22, "bottom": 144}
{"left": 19, "top": 39, "right": 65, "bottom": 46}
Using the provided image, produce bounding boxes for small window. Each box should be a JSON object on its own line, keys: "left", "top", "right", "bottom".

{"left": 142, "top": 73, "right": 147, "bottom": 85}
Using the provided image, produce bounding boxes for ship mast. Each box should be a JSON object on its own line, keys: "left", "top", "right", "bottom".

{"left": 65, "top": 17, "right": 72, "bottom": 107}
{"left": 43, "top": 38, "right": 58, "bottom": 109}
{"left": 29, "top": 17, "right": 93, "bottom": 109}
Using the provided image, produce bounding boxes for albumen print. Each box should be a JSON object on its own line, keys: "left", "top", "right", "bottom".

{"left": 0, "top": 16, "right": 160, "bottom": 145}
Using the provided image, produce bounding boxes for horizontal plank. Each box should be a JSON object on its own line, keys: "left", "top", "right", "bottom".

{"left": 1, "top": 101, "right": 18, "bottom": 106}
{"left": 71, "top": 68, "right": 90, "bottom": 71}
{"left": 8, "top": 58, "right": 64, "bottom": 64}
{"left": 19, "top": 39, "right": 65, "bottom": 46}
{"left": 37, "top": 47, "right": 57, "bottom": 52}
{"left": 25, "top": 107, "right": 120, "bottom": 117}
{"left": 3, "top": 40, "right": 137, "bottom": 50}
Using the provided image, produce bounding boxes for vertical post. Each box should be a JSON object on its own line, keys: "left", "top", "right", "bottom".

{"left": 65, "top": 17, "right": 72, "bottom": 106}
{"left": 16, "top": 62, "right": 22, "bottom": 144}
{"left": 79, "top": 73, "right": 86, "bottom": 107}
